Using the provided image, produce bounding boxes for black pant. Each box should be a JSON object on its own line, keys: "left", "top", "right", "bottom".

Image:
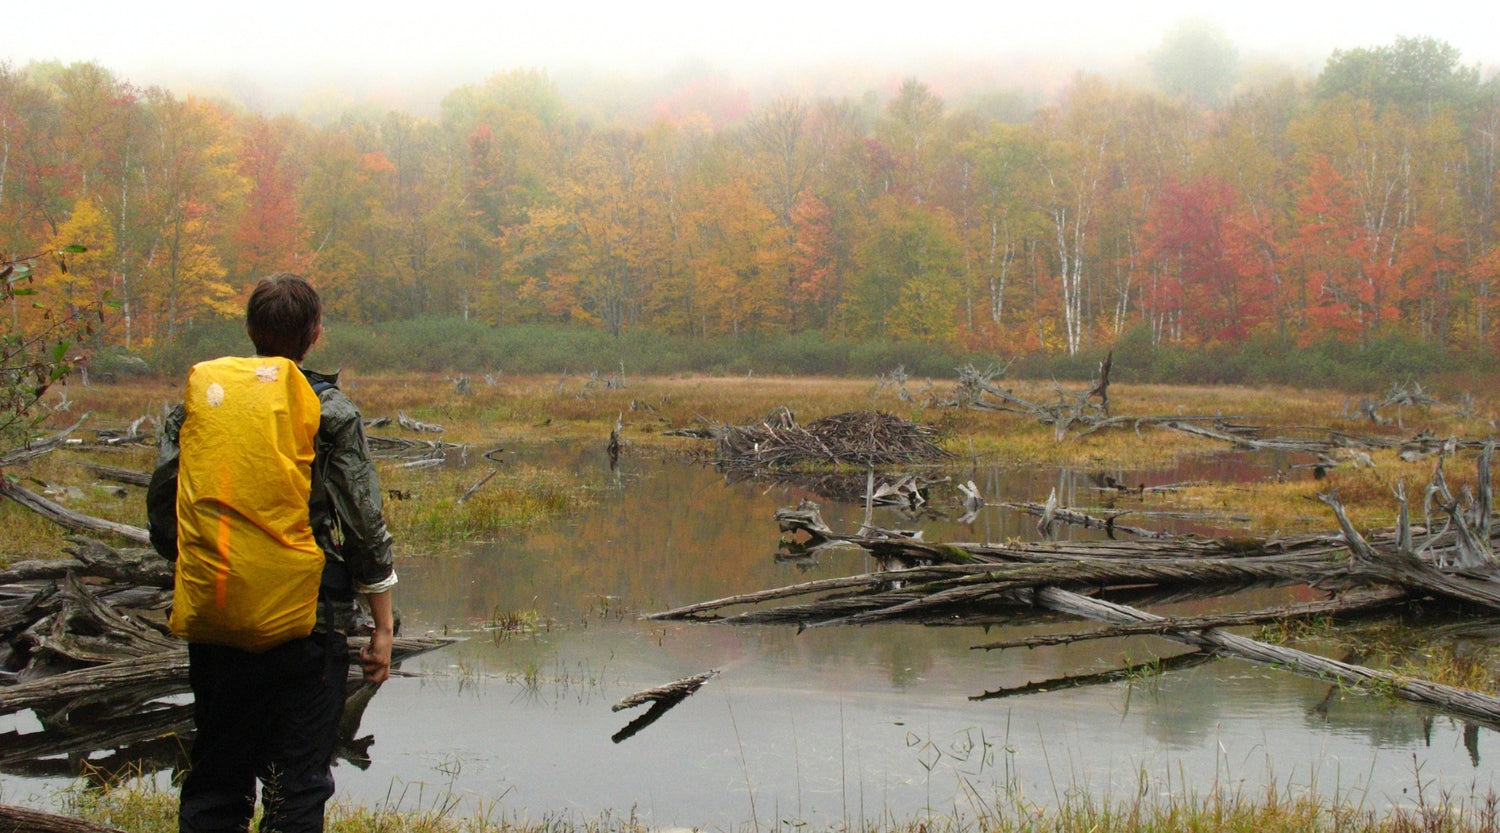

{"left": 180, "top": 631, "right": 349, "bottom": 833}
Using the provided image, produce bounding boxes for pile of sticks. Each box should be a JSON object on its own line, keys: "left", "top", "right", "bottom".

{"left": 716, "top": 409, "right": 951, "bottom": 470}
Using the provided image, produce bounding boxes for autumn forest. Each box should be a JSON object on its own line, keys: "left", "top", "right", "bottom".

{"left": 3, "top": 35, "right": 1499, "bottom": 371}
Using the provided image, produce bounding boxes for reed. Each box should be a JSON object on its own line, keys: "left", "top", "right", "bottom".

{"left": 65, "top": 772, "right": 1500, "bottom": 833}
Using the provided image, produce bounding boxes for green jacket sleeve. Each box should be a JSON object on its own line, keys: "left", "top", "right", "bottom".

{"left": 317, "top": 390, "right": 397, "bottom": 594}
{"left": 145, "top": 404, "right": 186, "bottom": 562}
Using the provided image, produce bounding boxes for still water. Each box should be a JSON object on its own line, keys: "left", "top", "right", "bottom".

{"left": 2, "top": 441, "right": 1494, "bottom": 826}
{"left": 334, "top": 441, "right": 1496, "bottom": 827}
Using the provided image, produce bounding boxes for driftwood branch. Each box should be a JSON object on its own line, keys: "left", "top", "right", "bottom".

{"left": 457, "top": 448, "right": 505, "bottom": 505}
{"left": 610, "top": 670, "right": 719, "bottom": 744}
{"left": 612, "top": 669, "right": 719, "bottom": 712}
{"left": 971, "top": 649, "right": 1211, "bottom": 701}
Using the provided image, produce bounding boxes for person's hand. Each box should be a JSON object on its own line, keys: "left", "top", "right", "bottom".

{"left": 360, "top": 628, "right": 393, "bottom": 684}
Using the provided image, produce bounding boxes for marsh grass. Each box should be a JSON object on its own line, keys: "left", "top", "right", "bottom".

{"left": 3, "top": 374, "right": 1497, "bottom": 565}
{"left": 381, "top": 462, "right": 594, "bottom": 542}
{"left": 65, "top": 772, "right": 1500, "bottom": 833}
{"left": 1255, "top": 611, "right": 1500, "bottom": 700}
{"left": 1342, "top": 621, "right": 1500, "bottom": 698}
{"left": 488, "top": 606, "right": 542, "bottom": 639}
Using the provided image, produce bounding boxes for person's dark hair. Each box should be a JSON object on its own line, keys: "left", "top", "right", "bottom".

{"left": 246, "top": 273, "right": 322, "bottom": 361}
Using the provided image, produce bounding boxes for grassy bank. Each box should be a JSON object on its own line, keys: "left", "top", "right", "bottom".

{"left": 2, "top": 372, "right": 1495, "bottom": 563}
{"left": 65, "top": 775, "right": 1500, "bottom": 833}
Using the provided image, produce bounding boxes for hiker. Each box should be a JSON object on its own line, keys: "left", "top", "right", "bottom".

{"left": 147, "top": 273, "right": 397, "bottom": 833}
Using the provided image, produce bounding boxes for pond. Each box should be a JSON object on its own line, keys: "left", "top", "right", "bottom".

{"left": 340, "top": 441, "right": 1497, "bottom": 827}
{"left": 3, "top": 440, "right": 1496, "bottom": 826}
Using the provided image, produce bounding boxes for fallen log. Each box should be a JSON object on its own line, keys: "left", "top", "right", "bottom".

{"left": 0, "top": 804, "right": 124, "bottom": 833}
{"left": 0, "top": 415, "right": 91, "bottom": 467}
{"left": 83, "top": 463, "right": 150, "bottom": 487}
{"left": 396, "top": 411, "right": 444, "bottom": 433}
{"left": 0, "top": 540, "right": 172, "bottom": 588}
{"left": 1033, "top": 586, "right": 1500, "bottom": 731}
{"left": 0, "top": 635, "right": 462, "bottom": 719}
{"left": 0, "top": 477, "right": 149, "bottom": 544}
{"left": 457, "top": 448, "right": 505, "bottom": 505}
{"left": 1003, "top": 500, "right": 1168, "bottom": 539}
{"left": 970, "top": 586, "right": 1409, "bottom": 651}
{"left": 971, "top": 649, "right": 1212, "bottom": 701}
{"left": 648, "top": 552, "right": 1349, "bottom": 627}
{"left": 16, "top": 573, "right": 178, "bottom": 677}
{"left": 1323, "top": 493, "right": 1500, "bottom": 612}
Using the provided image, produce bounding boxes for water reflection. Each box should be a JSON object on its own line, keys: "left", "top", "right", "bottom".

{"left": 3, "top": 441, "right": 1496, "bottom": 826}
{"left": 342, "top": 441, "right": 1495, "bottom": 826}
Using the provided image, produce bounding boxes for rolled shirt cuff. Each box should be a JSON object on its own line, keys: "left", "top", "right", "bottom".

{"left": 355, "top": 572, "right": 398, "bottom": 595}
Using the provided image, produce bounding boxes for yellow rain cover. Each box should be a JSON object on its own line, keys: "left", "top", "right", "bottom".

{"left": 169, "top": 356, "right": 324, "bottom": 652}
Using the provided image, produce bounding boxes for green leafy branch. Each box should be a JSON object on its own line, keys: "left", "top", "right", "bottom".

{"left": 1, "top": 245, "right": 109, "bottom": 449}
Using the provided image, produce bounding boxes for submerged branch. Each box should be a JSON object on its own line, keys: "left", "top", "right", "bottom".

{"left": 969, "top": 586, "right": 1409, "bottom": 651}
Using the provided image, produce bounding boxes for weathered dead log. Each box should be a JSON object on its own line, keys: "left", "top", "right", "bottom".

{"left": 0, "top": 477, "right": 149, "bottom": 544}
{"left": 1322, "top": 492, "right": 1500, "bottom": 612}
{"left": 649, "top": 552, "right": 1348, "bottom": 627}
{"left": 775, "top": 500, "right": 839, "bottom": 547}
{"left": 1033, "top": 586, "right": 1500, "bottom": 731}
{"left": 0, "top": 415, "right": 91, "bottom": 467}
{"left": 365, "top": 434, "right": 463, "bottom": 458}
{"left": 16, "top": 573, "right": 178, "bottom": 676}
{"left": 969, "top": 586, "right": 1409, "bottom": 651}
{"left": 89, "top": 415, "right": 154, "bottom": 448}
{"left": 0, "top": 804, "right": 125, "bottom": 833}
{"left": 1003, "top": 500, "right": 1168, "bottom": 539}
{"left": 0, "top": 540, "right": 171, "bottom": 588}
{"left": 396, "top": 411, "right": 444, "bottom": 433}
{"left": 0, "top": 636, "right": 462, "bottom": 719}
{"left": 457, "top": 448, "right": 506, "bottom": 505}
{"left": 612, "top": 669, "right": 718, "bottom": 712}
{"left": 84, "top": 463, "right": 150, "bottom": 487}
{"left": 0, "top": 585, "right": 60, "bottom": 653}
{"left": 62, "top": 537, "right": 174, "bottom": 587}
{"left": 0, "top": 560, "right": 82, "bottom": 586}
{"left": 971, "top": 649, "right": 1211, "bottom": 701}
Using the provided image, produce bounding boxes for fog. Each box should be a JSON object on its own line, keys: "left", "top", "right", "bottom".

{"left": 11, "top": 0, "right": 1499, "bottom": 114}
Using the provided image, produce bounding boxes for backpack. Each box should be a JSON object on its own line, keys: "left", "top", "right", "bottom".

{"left": 169, "top": 356, "right": 326, "bottom": 652}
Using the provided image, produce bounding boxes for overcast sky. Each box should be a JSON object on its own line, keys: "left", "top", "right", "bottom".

{"left": 8, "top": 0, "right": 1498, "bottom": 107}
